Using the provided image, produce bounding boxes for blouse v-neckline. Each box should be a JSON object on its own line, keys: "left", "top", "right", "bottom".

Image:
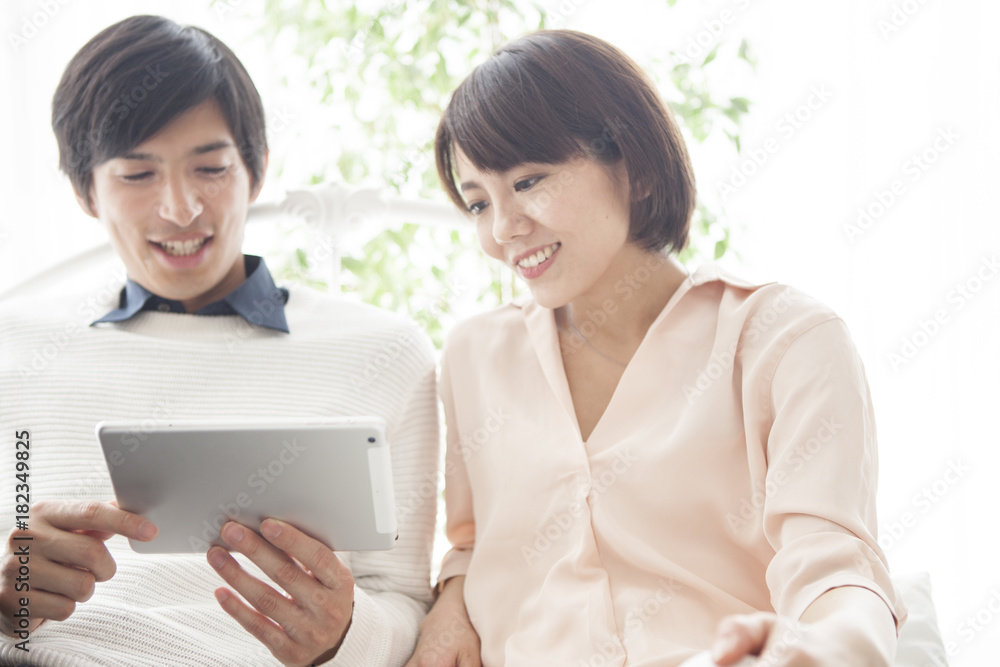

{"left": 519, "top": 271, "right": 697, "bottom": 446}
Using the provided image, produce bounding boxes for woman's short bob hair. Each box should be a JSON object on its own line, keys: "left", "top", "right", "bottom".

{"left": 52, "top": 15, "right": 267, "bottom": 210}
{"left": 435, "top": 29, "right": 696, "bottom": 254}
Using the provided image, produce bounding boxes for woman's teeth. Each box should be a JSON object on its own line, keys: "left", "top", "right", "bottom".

{"left": 517, "top": 243, "right": 560, "bottom": 269}
{"left": 159, "top": 238, "right": 208, "bottom": 256}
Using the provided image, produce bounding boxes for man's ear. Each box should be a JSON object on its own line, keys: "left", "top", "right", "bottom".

{"left": 74, "top": 186, "right": 99, "bottom": 219}
{"left": 248, "top": 149, "right": 269, "bottom": 204}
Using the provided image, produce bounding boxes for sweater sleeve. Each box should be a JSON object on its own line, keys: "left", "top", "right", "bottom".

{"left": 757, "top": 317, "right": 908, "bottom": 630}
{"left": 331, "top": 332, "right": 439, "bottom": 666}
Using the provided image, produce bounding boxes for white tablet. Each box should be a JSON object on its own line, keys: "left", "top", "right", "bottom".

{"left": 95, "top": 417, "right": 397, "bottom": 553}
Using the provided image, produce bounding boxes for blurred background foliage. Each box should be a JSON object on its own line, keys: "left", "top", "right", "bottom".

{"left": 231, "top": 0, "right": 755, "bottom": 347}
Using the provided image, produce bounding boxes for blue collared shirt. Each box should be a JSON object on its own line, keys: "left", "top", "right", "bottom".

{"left": 92, "top": 255, "right": 290, "bottom": 332}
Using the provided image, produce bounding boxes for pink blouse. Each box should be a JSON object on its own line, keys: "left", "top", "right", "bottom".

{"left": 438, "top": 262, "right": 907, "bottom": 666}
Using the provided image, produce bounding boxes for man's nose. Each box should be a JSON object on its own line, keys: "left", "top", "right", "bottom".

{"left": 158, "top": 176, "right": 203, "bottom": 226}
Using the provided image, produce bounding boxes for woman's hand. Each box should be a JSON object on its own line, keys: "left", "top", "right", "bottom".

{"left": 405, "top": 575, "right": 481, "bottom": 667}
{"left": 208, "top": 519, "right": 354, "bottom": 667}
{"left": 710, "top": 612, "right": 826, "bottom": 666}
{"left": 710, "top": 587, "right": 896, "bottom": 667}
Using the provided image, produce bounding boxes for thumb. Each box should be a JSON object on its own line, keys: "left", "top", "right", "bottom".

{"left": 712, "top": 612, "right": 775, "bottom": 664}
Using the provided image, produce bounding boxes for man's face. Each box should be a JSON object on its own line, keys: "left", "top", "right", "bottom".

{"left": 82, "top": 98, "right": 264, "bottom": 311}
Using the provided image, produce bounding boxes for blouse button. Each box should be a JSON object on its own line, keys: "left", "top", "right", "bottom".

{"left": 157, "top": 303, "right": 171, "bottom": 312}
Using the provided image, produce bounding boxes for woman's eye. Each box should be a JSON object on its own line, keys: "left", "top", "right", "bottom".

{"left": 466, "top": 201, "right": 488, "bottom": 216}
{"left": 514, "top": 176, "right": 542, "bottom": 192}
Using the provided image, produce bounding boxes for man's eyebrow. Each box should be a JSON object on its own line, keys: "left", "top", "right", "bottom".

{"left": 191, "top": 140, "right": 235, "bottom": 156}
{"left": 120, "top": 141, "right": 235, "bottom": 161}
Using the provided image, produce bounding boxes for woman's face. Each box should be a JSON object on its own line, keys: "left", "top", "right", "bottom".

{"left": 454, "top": 148, "right": 635, "bottom": 309}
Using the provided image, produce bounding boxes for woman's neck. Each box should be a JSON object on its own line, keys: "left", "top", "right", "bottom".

{"left": 559, "top": 249, "right": 689, "bottom": 349}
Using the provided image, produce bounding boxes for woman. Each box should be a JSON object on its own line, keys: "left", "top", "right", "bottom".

{"left": 408, "top": 30, "right": 906, "bottom": 667}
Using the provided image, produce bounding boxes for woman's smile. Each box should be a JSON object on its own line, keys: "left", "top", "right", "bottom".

{"left": 512, "top": 242, "right": 561, "bottom": 279}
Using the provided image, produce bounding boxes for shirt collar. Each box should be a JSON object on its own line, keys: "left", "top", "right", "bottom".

{"left": 92, "top": 255, "right": 290, "bottom": 332}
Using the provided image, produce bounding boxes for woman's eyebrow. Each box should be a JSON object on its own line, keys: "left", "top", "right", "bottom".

{"left": 121, "top": 140, "right": 235, "bottom": 161}
{"left": 459, "top": 180, "right": 481, "bottom": 192}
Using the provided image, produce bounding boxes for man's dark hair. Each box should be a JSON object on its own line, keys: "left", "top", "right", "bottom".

{"left": 436, "top": 29, "right": 696, "bottom": 254}
{"left": 52, "top": 15, "right": 267, "bottom": 210}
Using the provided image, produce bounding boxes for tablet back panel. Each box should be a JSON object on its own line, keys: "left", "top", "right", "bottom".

{"left": 95, "top": 418, "right": 396, "bottom": 553}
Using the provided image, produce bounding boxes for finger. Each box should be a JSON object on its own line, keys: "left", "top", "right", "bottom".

{"left": 403, "top": 649, "right": 455, "bottom": 667}
{"left": 756, "top": 618, "right": 809, "bottom": 667}
{"left": 30, "top": 528, "right": 118, "bottom": 583}
{"left": 712, "top": 613, "right": 774, "bottom": 664}
{"left": 16, "top": 557, "right": 98, "bottom": 603}
{"left": 42, "top": 500, "right": 157, "bottom": 542}
{"left": 9, "top": 588, "right": 78, "bottom": 623}
{"left": 219, "top": 522, "right": 331, "bottom": 615}
{"left": 258, "top": 519, "right": 351, "bottom": 593}
{"left": 214, "top": 587, "right": 293, "bottom": 658}
{"left": 80, "top": 500, "right": 123, "bottom": 541}
{"left": 207, "top": 544, "right": 301, "bottom": 629}
{"left": 75, "top": 531, "right": 115, "bottom": 541}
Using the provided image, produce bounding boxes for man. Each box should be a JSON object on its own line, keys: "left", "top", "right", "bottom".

{"left": 0, "top": 15, "right": 438, "bottom": 666}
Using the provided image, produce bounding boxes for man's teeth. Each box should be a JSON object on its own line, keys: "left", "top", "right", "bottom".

{"left": 159, "top": 238, "right": 208, "bottom": 256}
{"left": 518, "top": 243, "right": 560, "bottom": 269}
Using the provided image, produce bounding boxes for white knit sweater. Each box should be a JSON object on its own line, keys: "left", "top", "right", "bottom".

{"left": 0, "top": 282, "right": 439, "bottom": 666}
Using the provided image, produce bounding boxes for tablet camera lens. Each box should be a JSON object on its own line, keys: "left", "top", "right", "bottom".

{"left": 368, "top": 437, "right": 375, "bottom": 443}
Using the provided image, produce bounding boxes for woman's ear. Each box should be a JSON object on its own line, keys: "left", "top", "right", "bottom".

{"left": 629, "top": 172, "right": 652, "bottom": 202}
{"left": 612, "top": 160, "right": 650, "bottom": 202}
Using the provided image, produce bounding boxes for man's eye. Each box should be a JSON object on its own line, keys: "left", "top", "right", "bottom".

{"left": 466, "top": 201, "right": 488, "bottom": 216}
{"left": 199, "top": 166, "right": 229, "bottom": 176}
{"left": 121, "top": 172, "right": 153, "bottom": 182}
{"left": 514, "top": 176, "right": 542, "bottom": 192}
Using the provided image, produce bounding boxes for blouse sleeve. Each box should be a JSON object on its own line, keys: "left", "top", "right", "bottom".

{"left": 435, "top": 337, "right": 476, "bottom": 585}
{"left": 757, "top": 316, "right": 907, "bottom": 630}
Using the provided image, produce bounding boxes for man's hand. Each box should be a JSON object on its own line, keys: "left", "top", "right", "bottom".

{"left": 405, "top": 575, "right": 481, "bottom": 667}
{"left": 0, "top": 499, "right": 158, "bottom": 637}
{"left": 208, "top": 519, "right": 354, "bottom": 667}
